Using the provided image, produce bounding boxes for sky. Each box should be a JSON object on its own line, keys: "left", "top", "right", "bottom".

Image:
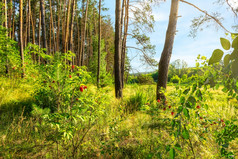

{"left": 102, "top": 0, "right": 238, "bottom": 73}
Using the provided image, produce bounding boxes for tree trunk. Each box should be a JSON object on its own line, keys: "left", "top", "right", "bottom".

{"left": 64, "top": 0, "right": 71, "bottom": 53}
{"left": 68, "top": 0, "right": 75, "bottom": 52}
{"left": 40, "top": 0, "right": 48, "bottom": 57}
{"left": 156, "top": 0, "right": 180, "bottom": 101}
{"left": 114, "top": 0, "right": 123, "bottom": 98}
{"left": 97, "top": 0, "right": 101, "bottom": 88}
{"left": 56, "top": 0, "right": 61, "bottom": 52}
{"left": 80, "top": 0, "right": 89, "bottom": 66}
{"left": 4, "top": 0, "right": 8, "bottom": 75}
{"left": 38, "top": 6, "right": 41, "bottom": 64}
{"left": 11, "top": 0, "right": 15, "bottom": 40}
{"left": 121, "top": 0, "right": 129, "bottom": 88}
{"left": 8, "top": 0, "right": 12, "bottom": 38}
{"left": 27, "top": 0, "right": 31, "bottom": 43}
{"left": 19, "top": 0, "right": 25, "bottom": 78}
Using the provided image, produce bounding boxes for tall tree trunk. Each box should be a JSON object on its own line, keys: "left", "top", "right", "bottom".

{"left": 4, "top": 0, "right": 7, "bottom": 29}
{"left": 80, "top": 0, "right": 89, "bottom": 66}
{"left": 8, "top": 0, "right": 12, "bottom": 38}
{"left": 69, "top": 0, "right": 75, "bottom": 52}
{"left": 121, "top": 0, "right": 129, "bottom": 88}
{"left": 64, "top": 0, "right": 71, "bottom": 53}
{"left": 114, "top": 0, "right": 123, "bottom": 98}
{"left": 77, "top": 15, "right": 81, "bottom": 66}
{"left": 61, "top": 0, "right": 67, "bottom": 52}
{"left": 97, "top": 0, "right": 101, "bottom": 87}
{"left": 31, "top": 13, "right": 35, "bottom": 44}
{"left": 79, "top": 0, "right": 85, "bottom": 66}
{"left": 40, "top": 0, "right": 48, "bottom": 57}
{"left": 27, "top": 0, "right": 31, "bottom": 43}
{"left": 38, "top": 8, "right": 41, "bottom": 64}
{"left": 11, "top": 0, "right": 15, "bottom": 40}
{"left": 4, "top": 0, "right": 8, "bottom": 75}
{"left": 156, "top": 0, "right": 180, "bottom": 101}
{"left": 56, "top": 0, "right": 61, "bottom": 52}
{"left": 19, "top": 0, "right": 24, "bottom": 78}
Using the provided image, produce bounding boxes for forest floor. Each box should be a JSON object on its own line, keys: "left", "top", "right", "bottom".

{"left": 0, "top": 77, "right": 238, "bottom": 158}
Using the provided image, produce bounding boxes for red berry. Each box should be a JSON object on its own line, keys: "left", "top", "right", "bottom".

{"left": 222, "top": 123, "right": 226, "bottom": 127}
{"left": 200, "top": 117, "right": 203, "bottom": 120}
{"left": 213, "top": 122, "right": 216, "bottom": 124}
{"left": 80, "top": 86, "right": 84, "bottom": 92}
{"left": 69, "top": 75, "right": 72, "bottom": 78}
{"left": 168, "top": 106, "right": 171, "bottom": 109}
{"left": 12, "top": 67, "right": 15, "bottom": 70}
{"left": 171, "top": 112, "right": 174, "bottom": 116}
{"left": 196, "top": 105, "right": 201, "bottom": 109}
{"left": 49, "top": 86, "right": 51, "bottom": 88}
{"left": 72, "top": 65, "right": 75, "bottom": 69}
{"left": 163, "top": 108, "right": 166, "bottom": 111}
{"left": 83, "top": 86, "right": 87, "bottom": 89}
{"left": 221, "top": 119, "right": 224, "bottom": 122}
{"left": 76, "top": 98, "right": 79, "bottom": 101}
{"left": 157, "top": 99, "right": 160, "bottom": 103}
{"left": 52, "top": 81, "right": 55, "bottom": 83}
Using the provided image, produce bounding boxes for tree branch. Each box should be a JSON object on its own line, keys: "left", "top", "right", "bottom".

{"left": 180, "top": 0, "right": 231, "bottom": 33}
{"left": 225, "top": 0, "right": 237, "bottom": 17}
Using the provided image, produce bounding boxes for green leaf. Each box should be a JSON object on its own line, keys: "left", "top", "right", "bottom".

{"left": 222, "top": 143, "right": 229, "bottom": 148}
{"left": 232, "top": 36, "right": 238, "bottom": 49}
{"left": 177, "top": 106, "right": 183, "bottom": 113}
{"left": 224, "top": 54, "right": 230, "bottom": 67}
{"left": 230, "top": 49, "right": 238, "bottom": 60}
{"left": 187, "top": 96, "right": 196, "bottom": 106}
{"left": 169, "top": 148, "right": 175, "bottom": 159}
{"left": 180, "top": 96, "right": 185, "bottom": 105}
{"left": 183, "top": 88, "right": 190, "bottom": 95}
{"left": 182, "top": 129, "right": 189, "bottom": 139}
{"left": 192, "top": 84, "right": 197, "bottom": 93}
{"left": 220, "top": 38, "right": 231, "bottom": 50}
{"left": 183, "top": 108, "right": 190, "bottom": 119}
{"left": 209, "top": 49, "right": 224, "bottom": 65}
{"left": 174, "top": 143, "right": 182, "bottom": 151}
{"left": 231, "top": 60, "right": 238, "bottom": 77}
{"left": 196, "top": 90, "right": 202, "bottom": 101}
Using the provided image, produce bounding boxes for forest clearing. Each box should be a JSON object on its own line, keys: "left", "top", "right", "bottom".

{"left": 0, "top": 0, "right": 238, "bottom": 158}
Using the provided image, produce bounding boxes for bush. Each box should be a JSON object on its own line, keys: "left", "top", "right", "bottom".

{"left": 171, "top": 75, "right": 180, "bottom": 83}
{"left": 137, "top": 74, "right": 155, "bottom": 84}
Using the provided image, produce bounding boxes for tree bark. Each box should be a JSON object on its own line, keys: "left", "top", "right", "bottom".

{"left": 80, "top": 0, "right": 89, "bottom": 66}
{"left": 69, "top": 0, "right": 75, "bottom": 52}
{"left": 27, "top": 0, "right": 31, "bottom": 43}
{"left": 38, "top": 6, "right": 41, "bottom": 64}
{"left": 56, "top": 0, "right": 61, "bottom": 52}
{"left": 19, "top": 0, "right": 25, "bottom": 78}
{"left": 64, "top": 0, "right": 71, "bottom": 53}
{"left": 40, "top": 0, "right": 48, "bottom": 57}
{"left": 97, "top": 0, "right": 101, "bottom": 88}
{"left": 114, "top": 0, "right": 123, "bottom": 98}
{"left": 8, "top": 0, "right": 12, "bottom": 38}
{"left": 121, "top": 0, "right": 129, "bottom": 88}
{"left": 156, "top": 0, "right": 180, "bottom": 101}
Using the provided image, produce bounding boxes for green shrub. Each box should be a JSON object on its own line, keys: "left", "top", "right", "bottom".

{"left": 137, "top": 74, "right": 155, "bottom": 84}
{"left": 171, "top": 75, "right": 180, "bottom": 83}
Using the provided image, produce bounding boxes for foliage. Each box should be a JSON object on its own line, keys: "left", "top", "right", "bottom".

{"left": 171, "top": 75, "right": 180, "bottom": 83}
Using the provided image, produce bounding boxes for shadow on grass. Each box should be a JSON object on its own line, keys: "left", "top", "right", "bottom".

{"left": 0, "top": 98, "right": 34, "bottom": 132}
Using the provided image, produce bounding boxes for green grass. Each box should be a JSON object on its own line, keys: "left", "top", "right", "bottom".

{"left": 0, "top": 78, "right": 237, "bottom": 158}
